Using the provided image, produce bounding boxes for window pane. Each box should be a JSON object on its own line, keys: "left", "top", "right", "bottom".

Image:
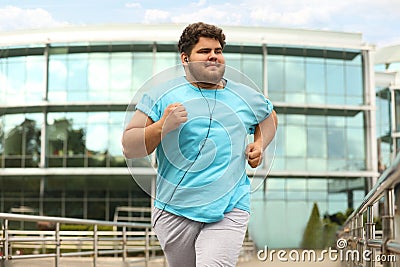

{"left": 88, "top": 53, "right": 110, "bottom": 101}
{"left": 306, "top": 58, "right": 325, "bottom": 104}
{"left": 242, "top": 54, "right": 263, "bottom": 90}
{"left": 327, "top": 128, "right": 346, "bottom": 158}
{"left": 26, "top": 56, "right": 45, "bottom": 103}
{"left": 285, "top": 56, "right": 305, "bottom": 93}
{"left": 48, "top": 54, "right": 68, "bottom": 101}
{"left": 68, "top": 54, "right": 89, "bottom": 92}
{"left": 307, "top": 127, "right": 327, "bottom": 157}
{"left": 396, "top": 91, "right": 400, "bottom": 132}
{"left": 3, "top": 114, "right": 41, "bottom": 168}
{"left": 133, "top": 52, "right": 153, "bottom": 91}
{"left": 155, "top": 52, "right": 179, "bottom": 74}
{"left": 268, "top": 56, "right": 284, "bottom": 102}
{"left": 286, "top": 125, "right": 306, "bottom": 157}
{"left": 326, "top": 59, "right": 345, "bottom": 104}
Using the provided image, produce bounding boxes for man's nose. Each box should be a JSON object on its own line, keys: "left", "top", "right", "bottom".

{"left": 208, "top": 51, "right": 217, "bottom": 61}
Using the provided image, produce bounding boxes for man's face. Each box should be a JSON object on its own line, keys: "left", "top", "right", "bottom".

{"left": 185, "top": 37, "right": 225, "bottom": 85}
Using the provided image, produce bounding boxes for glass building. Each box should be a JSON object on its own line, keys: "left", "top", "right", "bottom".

{"left": 0, "top": 24, "right": 379, "bottom": 248}
{"left": 375, "top": 44, "right": 400, "bottom": 170}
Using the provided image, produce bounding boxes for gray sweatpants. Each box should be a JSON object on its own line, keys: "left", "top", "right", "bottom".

{"left": 152, "top": 207, "right": 249, "bottom": 267}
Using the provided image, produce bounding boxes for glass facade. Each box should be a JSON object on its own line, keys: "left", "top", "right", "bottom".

{"left": 0, "top": 54, "right": 46, "bottom": 105}
{"left": 46, "top": 112, "right": 126, "bottom": 168}
{"left": 272, "top": 113, "right": 366, "bottom": 172}
{"left": 249, "top": 177, "right": 366, "bottom": 248}
{"left": 375, "top": 58, "right": 400, "bottom": 166}
{"left": 267, "top": 51, "right": 363, "bottom": 105}
{"left": 0, "top": 26, "right": 376, "bottom": 248}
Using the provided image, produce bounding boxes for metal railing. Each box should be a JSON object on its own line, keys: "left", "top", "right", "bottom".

{"left": 0, "top": 212, "right": 164, "bottom": 267}
{"left": 337, "top": 153, "right": 400, "bottom": 267}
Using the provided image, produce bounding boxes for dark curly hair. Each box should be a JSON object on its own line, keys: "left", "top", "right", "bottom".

{"left": 178, "top": 22, "right": 226, "bottom": 56}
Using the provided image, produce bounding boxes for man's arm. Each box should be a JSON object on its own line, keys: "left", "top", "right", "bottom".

{"left": 246, "top": 110, "right": 278, "bottom": 168}
{"left": 121, "top": 103, "right": 188, "bottom": 159}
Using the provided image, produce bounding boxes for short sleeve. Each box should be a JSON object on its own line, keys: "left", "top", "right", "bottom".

{"left": 249, "top": 96, "right": 274, "bottom": 134}
{"left": 135, "top": 93, "right": 162, "bottom": 122}
{"left": 262, "top": 97, "right": 274, "bottom": 120}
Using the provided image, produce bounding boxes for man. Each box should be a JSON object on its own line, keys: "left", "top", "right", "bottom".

{"left": 122, "top": 22, "right": 277, "bottom": 267}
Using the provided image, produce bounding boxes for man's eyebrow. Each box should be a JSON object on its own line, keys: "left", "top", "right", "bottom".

{"left": 196, "top": 47, "right": 223, "bottom": 52}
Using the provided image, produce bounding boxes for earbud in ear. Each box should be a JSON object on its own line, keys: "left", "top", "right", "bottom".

{"left": 184, "top": 57, "right": 188, "bottom": 62}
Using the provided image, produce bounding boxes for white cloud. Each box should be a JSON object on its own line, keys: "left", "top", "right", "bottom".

{"left": 171, "top": 4, "right": 243, "bottom": 25}
{"left": 144, "top": 9, "right": 170, "bottom": 23}
{"left": 191, "top": 0, "right": 207, "bottom": 8}
{"left": 0, "top": 5, "right": 69, "bottom": 31}
{"left": 125, "top": 2, "right": 142, "bottom": 9}
{"left": 246, "top": 0, "right": 346, "bottom": 27}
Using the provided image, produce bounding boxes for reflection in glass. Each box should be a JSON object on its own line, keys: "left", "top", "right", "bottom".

{"left": 6, "top": 55, "right": 43, "bottom": 104}
{"left": 155, "top": 52, "right": 179, "bottom": 74}
{"left": 3, "top": 114, "right": 41, "bottom": 168}
{"left": 306, "top": 58, "right": 325, "bottom": 104}
{"left": 275, "top": 114, "right": 366, "bottom": 171}
{"left": 307, "top": 127, "right": 327, "bottom": 157}
{"left": 267, "top": 56, "right": 284, "bottom": 102}
{"left": 286, "top": 125, "right": 306, "bottom": 157}
{"left": 285, "top": 56, "right": 305, "bottom": 93}
{"left": 267, "top": 50, "right": 363, "bottom": 105}
{"left": 327, "top": 128, "right": 346, "bottom": 158}
{"left": 46, "top": 112, "right": 146, "bottom": 168}
{"left": 396, "top": 91, "right": 400, "bottom": 132}
{"left": 242, "top": 54, "right": 263, "bottom": 90}
{"left": 133, "top": 52, "right": 153, "bottom": 93}
{"left": 250, "top": 177, "right": 365, "bottom": 248}
{"left": 224, "top": 53, "right": 263, "bottom": 90}
{"left": 48, "top": 51, "right": 155, "bottom": 103}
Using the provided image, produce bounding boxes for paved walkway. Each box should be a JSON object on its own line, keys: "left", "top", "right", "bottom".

{"left": 2, "top": 253, "right": 341, "bottom": 267}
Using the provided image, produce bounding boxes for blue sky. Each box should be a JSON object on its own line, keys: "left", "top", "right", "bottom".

{"left": 0, "top": 0, "right": 399, "bottom": 48}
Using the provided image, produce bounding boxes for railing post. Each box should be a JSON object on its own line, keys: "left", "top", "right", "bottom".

{"left": 365, "top": 205, "right": 375, "bottom": 267}
{"left": 2, "top": 219, "right": 9, "bottom": 261}
{"left": 122, "top": 226, "right": 127, "bottom": 262}
{"left": 93, "top": 224, "right": 98, "bottom": 267}
{"left": 357, "top": 213, "right": 364, "bottom": 266}
{"left": 55, "top": 222, "right": 60, "bottom": 267}
{"left": 145, "top": 227, "right": 149, "bottom": 267}
{"left": 353, "top": 217, "right": 358, "bottom": 267}
{"left": 382, "top": 188, "right": 395, "bottom": 267}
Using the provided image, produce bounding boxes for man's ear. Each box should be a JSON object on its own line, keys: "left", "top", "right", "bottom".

{"left": 181, "top": 53, "right": 189, "bottom": 64}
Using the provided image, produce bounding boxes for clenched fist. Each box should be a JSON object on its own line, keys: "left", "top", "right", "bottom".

{"left": 245, "top": 142, "right": 263, "bottom": 168}
{"left": 160, "top": 103, "right": 188, "bottom": 135}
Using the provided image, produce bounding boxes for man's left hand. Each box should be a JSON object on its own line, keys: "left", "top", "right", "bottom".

{"left": 245, "top": 143, "right": 263, "bottom": 168}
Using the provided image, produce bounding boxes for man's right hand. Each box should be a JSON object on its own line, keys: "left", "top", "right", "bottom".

{"left": 160, "top": 103, "right": 188, "bottom": 135}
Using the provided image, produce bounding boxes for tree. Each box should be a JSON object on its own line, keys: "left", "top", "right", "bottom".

{"left": 301, "top": 202, "right": 323, "bottom": 249}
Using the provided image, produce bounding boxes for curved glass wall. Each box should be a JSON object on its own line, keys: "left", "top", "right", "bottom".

{"left": 48, "top": 51, "right": 153, "bottom": 102}
{"left": 376, "top": 89, "right": 392, "bottom": 168}
{"left": 268, "top": 50, "right": 363, "bottom": 105}
{"left": 396, "top": 90, "right": 400, "bottom": 132}
{"left": 0, "top": 55, "right": 45, "bottom": 105}
{"left": 46, "top": 112, "right": 127, "bottom": 168}
{"left": 375, "top": 56, "right": 400, "bottom": 165}
{"left": 250, "top": 177, "right": 366, "bottom": 248}
{"left": 0, "top": 114, "right": 42, "bottom": 168}
{"left": 1, "top": 43, "right": 367, "bottom": 170}
{"left": 272, "top": 113, "right": 366, "bottom": 172}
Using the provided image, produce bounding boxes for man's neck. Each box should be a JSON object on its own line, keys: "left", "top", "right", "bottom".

{"left": 192, "top": 79, "right": 225, "bottom": 90}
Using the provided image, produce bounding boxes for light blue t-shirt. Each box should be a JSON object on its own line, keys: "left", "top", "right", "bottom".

{"left": 136, "top": 76, "right": 273, "bottom": 223}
